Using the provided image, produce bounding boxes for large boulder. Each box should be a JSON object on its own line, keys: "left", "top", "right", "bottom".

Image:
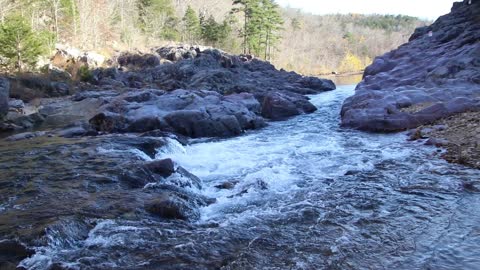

{"left": 89, "top": 89, "right": 266, "bottom": 138}
{"left": 0, "top": 78, "right": 10, "bottom": 120}
{"left": 341, "top": 0, "right": 480, "bottom": 132}
{"left": 261, "top": 91, "right": 317, "bottom": 120}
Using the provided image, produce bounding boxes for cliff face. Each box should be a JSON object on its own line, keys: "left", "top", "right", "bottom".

{"left": 341, "top": 0, "right": 480, "bottom": 132}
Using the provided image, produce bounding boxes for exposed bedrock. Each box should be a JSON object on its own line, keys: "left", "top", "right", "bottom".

{"left": 341, "top": 0, "right": 480, "bottom": 132}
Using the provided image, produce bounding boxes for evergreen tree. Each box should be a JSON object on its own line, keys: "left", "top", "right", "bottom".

{"left": 137, "top": 0, "right": 179, "bottom": 41}
{"left": 261, "top": 0, "right": 283, "bottom": 60}
{"left": 201, "top": 15, "right": 231, "bottom": 48}
{"left": 182, "top": 5, "right": 201, "bottom": 43}
{"left": 231, "top": 0, "right": 258, "bottom": 54}
{"left": 231, "top": 0, "right": 282, "bottom": 59}
{"left": 0, "top": 15, "right": 50, "bottom": 71}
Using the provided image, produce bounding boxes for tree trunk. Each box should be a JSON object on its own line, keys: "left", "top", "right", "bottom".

{"left": 243, "top": 13, "right": 247, "bottom": 54}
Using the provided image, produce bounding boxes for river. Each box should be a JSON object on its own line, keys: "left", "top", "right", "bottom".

{"left": 2, "top": 85, "right": 479, "bottom": 269}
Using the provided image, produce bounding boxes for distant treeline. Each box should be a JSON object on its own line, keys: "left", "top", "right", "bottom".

{"left": 0, "top": 0, "right": 429, "bottom": 74}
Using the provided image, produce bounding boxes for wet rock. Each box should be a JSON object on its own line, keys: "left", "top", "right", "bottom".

{"left": 425, "top": 138, "right": 449, "bottom": 147}
{"left": 145, "top": 158, "right": 175, "bottom": 178}
{"left": 0, "top": 240, "right": 35, "bottom": 268}
{"left": 145, "top": 191, "right": 200, "bottom": 220}
{"left": 261, "top": 92, "right": 317, "bottom": 120}
{"left": 119, "top": 167, "right": 157, "bottom": 189}
{"left": 297, "top": 76, "right": 336, "bottom": 92}
{"left": 5, "top": 112, "right": 45, "bottom": 130}
{"left": 215, "top": 180, "right": 239, "bottom": 190}
{"left": 171, "top": 166, "right": 202, "bottom": 190}
{"left": 341, "top": 0, "right": 480, "bottom": 132}
{"left": 344, "top": 170, "right": 361, "bottom": 176}
{"left": 5, "top": 131, "right": 47, "bottom": 141}
{"left": 0, "top": 77, "right": 10, "bottom": 119}
{"left": 140, "top": 130, "right": 189, "bottom": 145}
{"left": 58, "top": 126, "right": 91, "bottom": 138}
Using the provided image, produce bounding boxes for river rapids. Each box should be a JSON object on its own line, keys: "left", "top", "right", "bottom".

{"left": 1, "top": 85, "right": 479, "bottom": 269}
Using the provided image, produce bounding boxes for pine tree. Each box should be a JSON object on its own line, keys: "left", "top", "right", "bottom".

{"left": 201, "top": 15, "right": 231, "bottom": 48}
{"left": 231, "top": 0, "right": 282, "bottom": 59}
{"left": 231, "top": 0, "right": 259, "bottom": 54}
{"left": 182, "top": 5, "right": 200, "bottom": 43}
{"left": 137, "top": 0, "right": 179, "bottom": 41}
{"left": 261, "top": 0, "right": 283, "bottom": 60}
{"left": 0, "top": 15, "right": 49, "bottom": 71}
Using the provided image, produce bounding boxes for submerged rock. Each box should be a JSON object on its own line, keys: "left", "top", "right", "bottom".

{"left": 0, "top": 239, "right": 35, "bottom": 269}
{"left": 341, "top": 0, "right": 480, "bottom": 132}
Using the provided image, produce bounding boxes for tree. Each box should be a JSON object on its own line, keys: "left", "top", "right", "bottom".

{"left": 137, "top": 0, "right": 180, "bottom": 41}
{"left": 260, "top": 0, "right": 283, "bottom": 60}
{"left": 182, "top": 5, "right": 201, "bottom": 43}
{"left": 0, "top": 15, "right": 50, "bottom": 71}
{"left": 201, "top": 15, "right": 231, "bottom": 47}
{"left": 231, "top": 0, "right": 282, "bottom": 59}
{"left": 231, "top": 0, "right": 258, "bottom": 54}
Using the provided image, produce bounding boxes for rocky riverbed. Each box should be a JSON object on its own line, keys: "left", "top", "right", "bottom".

{"left": 1, "top": 85, "right": 480, "bottom": 270}
{"left": 0, "top": 45, "right": 337, "bottom": 269}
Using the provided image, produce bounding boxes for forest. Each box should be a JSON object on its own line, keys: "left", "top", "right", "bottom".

{"left": 0, "top": 0, "right": 429, "bottom": 75}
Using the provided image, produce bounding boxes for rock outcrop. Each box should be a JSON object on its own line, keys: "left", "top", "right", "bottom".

{"left": 1, "top": 45, "right": 335, "bottom": 137}
{"left": 82, "top": 46, "right": 336, "bottom": 138}
{"left": 89, "top": 89, "right": 266, "bottom": 138}
{"left": 341, "top": 0, "right": 480, "bottom": 132}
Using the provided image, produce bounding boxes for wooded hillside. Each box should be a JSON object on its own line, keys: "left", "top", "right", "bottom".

{"left": 0, "top": 0, "right": 429, "bottom": 74}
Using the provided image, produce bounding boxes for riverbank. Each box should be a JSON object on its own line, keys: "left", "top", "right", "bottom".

{"left": 410, "top": 111, "right": 480, "bottom": 169}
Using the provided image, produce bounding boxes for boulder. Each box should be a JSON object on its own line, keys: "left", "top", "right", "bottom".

{"left": 0, "top": 240, "right": 35, "bottom": 268}
{"left": 117, "top": 52, "right": 160, "bottom": 70}
{"left": 341, "top": 0, "right": 480, "bottom": 132}
{"left": 146, "top": 191, "right": 199, "bottom": 220}
{"left": 262, "top": 91, "right": 317, "bottom": 120}
{"left": 145, "top": 158, "right": 175, "bottom": 178}
{"left": 5, "top": 131, "right": 47, "bottom": 141}
{"left": 89, "top": 89, "right": 266, "bottom": 138}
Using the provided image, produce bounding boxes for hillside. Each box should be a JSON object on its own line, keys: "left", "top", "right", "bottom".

{"left": 0, "top": 0, "right": 429, "bottom": 75}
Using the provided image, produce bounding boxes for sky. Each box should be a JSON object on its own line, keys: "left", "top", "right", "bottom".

{"left": 275, "top": 0, "right": 457, "bottom": 20}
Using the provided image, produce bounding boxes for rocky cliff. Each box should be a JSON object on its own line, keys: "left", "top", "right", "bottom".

{"left": 341, "top": 0, "right": 480, "bottom": 132}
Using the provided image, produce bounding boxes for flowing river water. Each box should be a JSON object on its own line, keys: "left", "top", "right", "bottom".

{"left": 1, "top": 85, "right": 480, "bottom": 269}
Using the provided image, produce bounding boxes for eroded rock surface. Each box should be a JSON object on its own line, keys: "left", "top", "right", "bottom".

{"left": 89, "top": 89, "right": 266, "bottom": 138}
{"left": 341, "top": 0, "right": 480, "bottom": 132}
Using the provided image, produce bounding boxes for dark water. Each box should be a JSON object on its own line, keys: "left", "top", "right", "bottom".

{"left": 1, "top": 85, "right": 480, "bottom": 269}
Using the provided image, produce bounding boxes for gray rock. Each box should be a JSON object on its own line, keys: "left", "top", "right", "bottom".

{"left": 341, "top": 0, "right": 480, "bottom": 132}
{"left": 5, "top": 131, "right": 47, "bottom": 141}
{"left": 145, "top": 158, "right": 175, "bottom": 178}
{"left": 89, "top": 89, "right": 266, "bottom": 138}
{"left": 145, "top": 191, "right": 199, "bottom": 221}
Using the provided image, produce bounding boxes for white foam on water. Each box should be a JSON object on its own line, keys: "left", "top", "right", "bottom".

{"left": 96, "top": 147, "right": 153, "bottom": 161}
{"left": 155, "top": 137, "right": 187, "bottom": 158}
